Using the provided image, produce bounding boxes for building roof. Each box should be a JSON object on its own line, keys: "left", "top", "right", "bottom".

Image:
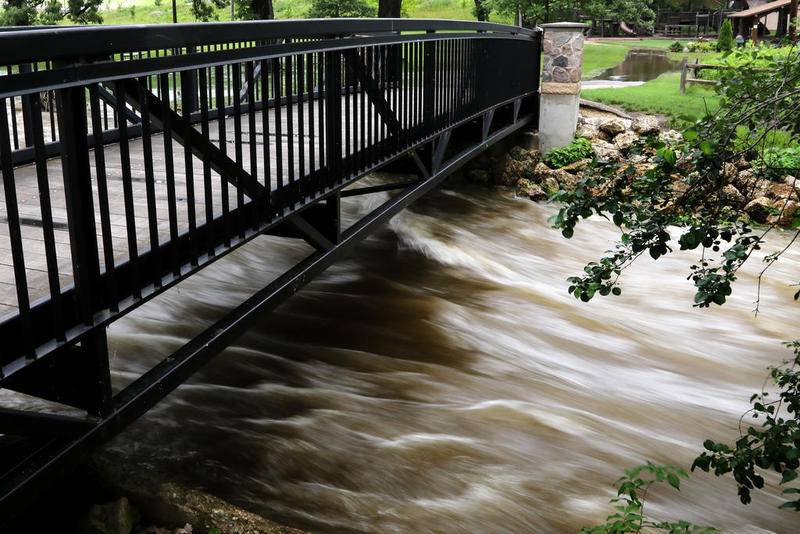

{"left": 729, "top": 0, "right": 791, "bottom": 18}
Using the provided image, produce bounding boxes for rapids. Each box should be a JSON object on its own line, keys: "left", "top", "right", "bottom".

{"left": 104, "top": 180, "right": 798, "bottom": 533}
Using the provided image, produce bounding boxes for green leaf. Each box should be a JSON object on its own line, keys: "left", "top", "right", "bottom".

{"left": 781, "top": 470, "right": 798, "bottom": 485}
{"left": 667, "top": 472, "right": 680, "bottom": 490}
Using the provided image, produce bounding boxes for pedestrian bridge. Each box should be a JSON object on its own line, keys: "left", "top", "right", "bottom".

{"left": 0, "top": 18, "right": 541, "bottom": 512}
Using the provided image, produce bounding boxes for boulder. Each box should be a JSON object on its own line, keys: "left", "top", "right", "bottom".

{"left": 767, "top": 181, "right": 799, "bottom": 202}
{"left": 532, "top": 161, "right": 554, "bottom": 181}
{"left": 736, "top": 157, "right": 752, "bottom": 171}
{"left": 494, "top": 149, "right": 540, "bottom": 186}
{"left": 516, "top": 179, "right": 548, "bottom": 200}
{"left": 658, "top": 129, "right": 683, "bottom": 145}
{"left": 633, "top": 116, "right": 660, "bottom": 136}
{"left": 80, "top": 497, "right": 140, "bottom": 534}
{"left": 542, "top": 175, "right": 560, "bottom": 195}
{"left": 613, "top": 131, "right": 639, "bottom": 151}
{"left": 599, "top": 118, "right": 628, "bottom": 136}
{"left": 777, "top": 200, "right": 800, "bottom": 227}
{"left": 561, "top": 158, "right": 592, "bottom": 174}
{"left": 720, "top": 184, "right": 745, "bottom": 207}
{"left": 722, "top": 162, "right": 738, "bottom": 181}
{"left": 592, "top": 140, "right": 621, "bottom": 161}
{"left": 744, "top": 196, "right": 774, "bottom": 223}
{"left": 576, "top": 123, "right": 609, "bottom": 142}
{"left": 554, "top": 169, "right": 579, "bottom": 191}
{"left": 733, "top": 169, "right": 769, "bottom": 199}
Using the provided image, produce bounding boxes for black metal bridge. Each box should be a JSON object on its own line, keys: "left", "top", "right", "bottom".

{"left": 0, "top": 18, "right": 541, "bottom": 514}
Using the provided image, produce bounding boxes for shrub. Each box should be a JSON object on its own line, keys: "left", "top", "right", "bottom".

{"left": 544, "top": 138, "right": 593, "bottom": 169}
{"left": 757, "top": 146, "right": 800, "bottom": 180}
{"left": 669, "top": 41, "right": 683, "bottom": 53}
{"left": 718, "top": 19, "right": 734, "bottom": 52}
{"left": 686, "top": 40, "right": 716, "bottom": 53}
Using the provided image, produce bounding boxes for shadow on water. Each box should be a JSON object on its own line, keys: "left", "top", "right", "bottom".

{"left": 102, "top": 181, "right": 797, "bottom": 533}
{"left": 594, "top": 48, "right": 678, "bottom": 82}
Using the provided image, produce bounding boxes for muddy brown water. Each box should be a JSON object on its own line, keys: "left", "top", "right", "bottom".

{"left": 93, "top": 181, "right": 796, "bottom": 532}
{"left": 594, "top": 48, "right": 679, "bottom": 82}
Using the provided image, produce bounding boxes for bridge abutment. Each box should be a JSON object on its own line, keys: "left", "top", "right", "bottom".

{"left": 538, "top": 22, "right": 587, "bottom": 153}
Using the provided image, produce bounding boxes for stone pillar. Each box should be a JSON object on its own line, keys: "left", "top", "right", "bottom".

{"left": 539, "top": 22, "right": 587, "bottom": 153}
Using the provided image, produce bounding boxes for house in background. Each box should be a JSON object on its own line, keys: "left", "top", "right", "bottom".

{"left": 727, "top": 0, "right": 793, "bottom": 38}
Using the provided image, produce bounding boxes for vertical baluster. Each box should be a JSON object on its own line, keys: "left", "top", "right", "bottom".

{"left": 26, "top": 91, "right": 67, "bottom": 338}
{"left": 232, "top": 63, "right": 245, "bottom": 238}
{"left": 88, "top": 86, "right": 119, "bottom": 313}
{"left": 140, "top": 77, "right": 163, "bottom": 288}
{"left": 181, "top": 70, "right": 198, "bottom": 267}
{"left": 0, "top": 97, "right": 34, "bottom": 357}
{"left": 317, "top": 52, "right": 325, "bottom": 191}
{"left": 159, "top": 73, "right": 181, "bottom": 278}
{"left": 259, "top": 59, "right": 272, "bottom": 217}
{"left": 285, "top": 52, "right": 296, "bottom": 207}
{"left": 246, "top": 62, "right": 259, "bottom": 227}
{"left": 272, "top": 58, "right": 284, "bottom": 212}
{"left": 306, "top": 53, "right": 315, "bottom": 176}
{"left": 297, "top": 53, "right": 305, "bottom": 200}
{"left": 114, "top": 80, "right": 141, "bottom": 299}
{"left": 199, "top": 68, "right": 216, "bottom": 257}
{"left": 343, "top": 52, "right": 351, "bottom": 179}
{"left": 215, "top": 65, "right": 231, "bottom": 246}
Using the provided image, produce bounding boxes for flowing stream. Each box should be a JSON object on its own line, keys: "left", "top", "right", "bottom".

{"left": 103, "top": 180, "right": 798, "bottom": 533}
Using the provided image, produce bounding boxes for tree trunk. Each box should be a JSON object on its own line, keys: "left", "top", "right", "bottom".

{"left": 378, "top": 0, "right": 402, "bottom": 18}
{"left": 253, "top": 0, "right": 274, "bottom": 19}
{"left": 791, "top": 0, "right": 798, "bottom": 40}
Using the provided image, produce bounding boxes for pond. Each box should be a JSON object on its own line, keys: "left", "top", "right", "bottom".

{"left": 593, "top": 48, "right": 679, "bottom": 82}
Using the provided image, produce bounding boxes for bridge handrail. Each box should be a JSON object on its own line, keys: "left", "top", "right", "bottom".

{"left": 0, "top": 18, "right": 540, "bottom": 64}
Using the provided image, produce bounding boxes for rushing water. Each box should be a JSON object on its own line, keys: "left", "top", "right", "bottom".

{"left": 103, "top": 180, "right": 798, "bottom": 533}
{"left": 594, "top": 49, "right": 678, "bottom": 82}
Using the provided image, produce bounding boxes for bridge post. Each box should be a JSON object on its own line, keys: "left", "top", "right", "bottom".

{"left": 538, "top": 22, "right": 587, "bottom": 153}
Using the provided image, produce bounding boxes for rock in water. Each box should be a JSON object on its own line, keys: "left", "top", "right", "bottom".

{"left": 516, "top": 179, "right": 548, "bottom": 200}
{"left": 80, "top": 497, "right": 140, "bottom": 534}
{"left": 744, "top": 196, "right": 774, "bottom": 223}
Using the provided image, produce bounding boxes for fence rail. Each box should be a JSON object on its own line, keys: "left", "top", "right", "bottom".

{"left": 0, "top": 18, "right": 541, "bottom": 514}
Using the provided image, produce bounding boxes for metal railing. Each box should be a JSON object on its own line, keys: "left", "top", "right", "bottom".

{"left": 0, "top": 19, "right": 540, "bottom": 374}
{"left": 0, "top": 18, "right": 541, "bottom": 512}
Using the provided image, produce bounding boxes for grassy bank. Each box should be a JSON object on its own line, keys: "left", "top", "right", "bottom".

{"left": 582, "top": 42, "right": 629, "bottom": 79}
{"left": 582, "top": 73, "right": 719, "bottom": 128}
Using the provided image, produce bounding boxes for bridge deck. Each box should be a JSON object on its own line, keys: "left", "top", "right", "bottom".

{"left": 0, "top": 102, "right": 323, "bottom": 318}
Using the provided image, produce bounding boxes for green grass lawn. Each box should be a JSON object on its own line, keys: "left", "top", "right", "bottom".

{"left": 581, "top": 72, "right": 719, "bottom": 128}
{"left": 582, "top": 42, "right": 629, "bottom": 79}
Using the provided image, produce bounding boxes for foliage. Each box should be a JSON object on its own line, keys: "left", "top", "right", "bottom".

{"left": 488, "top": 0, "right": 653, "bottom": 31}
{"left": 758, "top": 146, "right": 800, "bottom": 181}
{"left": 692, "top": 341, "right": 800, "bottom": 511}
{"left": 1, "top": 0, "right": 102, "bottom": 25}
{"left": 717, "top": 19, "right": 733, "bottom": 53}
{"left": 685, "top": 40, "right": 716, "bottom": 53}
{"left": 544, "top": 138, "right": 593, "bottom": 169}
{"left": 581, "top": 463, "right": 716, "bottom": 533}
{"left": 669, "top": 41, "right": 684, "bottom": 53}
{"left": 556, "top": 44, "right": 800, "bottom": 512}
{"left": 308, "top": 0, "right": 374, "bottom": 17}
{"left": 472, "top": 0, "right": 489, "bottom": 21}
